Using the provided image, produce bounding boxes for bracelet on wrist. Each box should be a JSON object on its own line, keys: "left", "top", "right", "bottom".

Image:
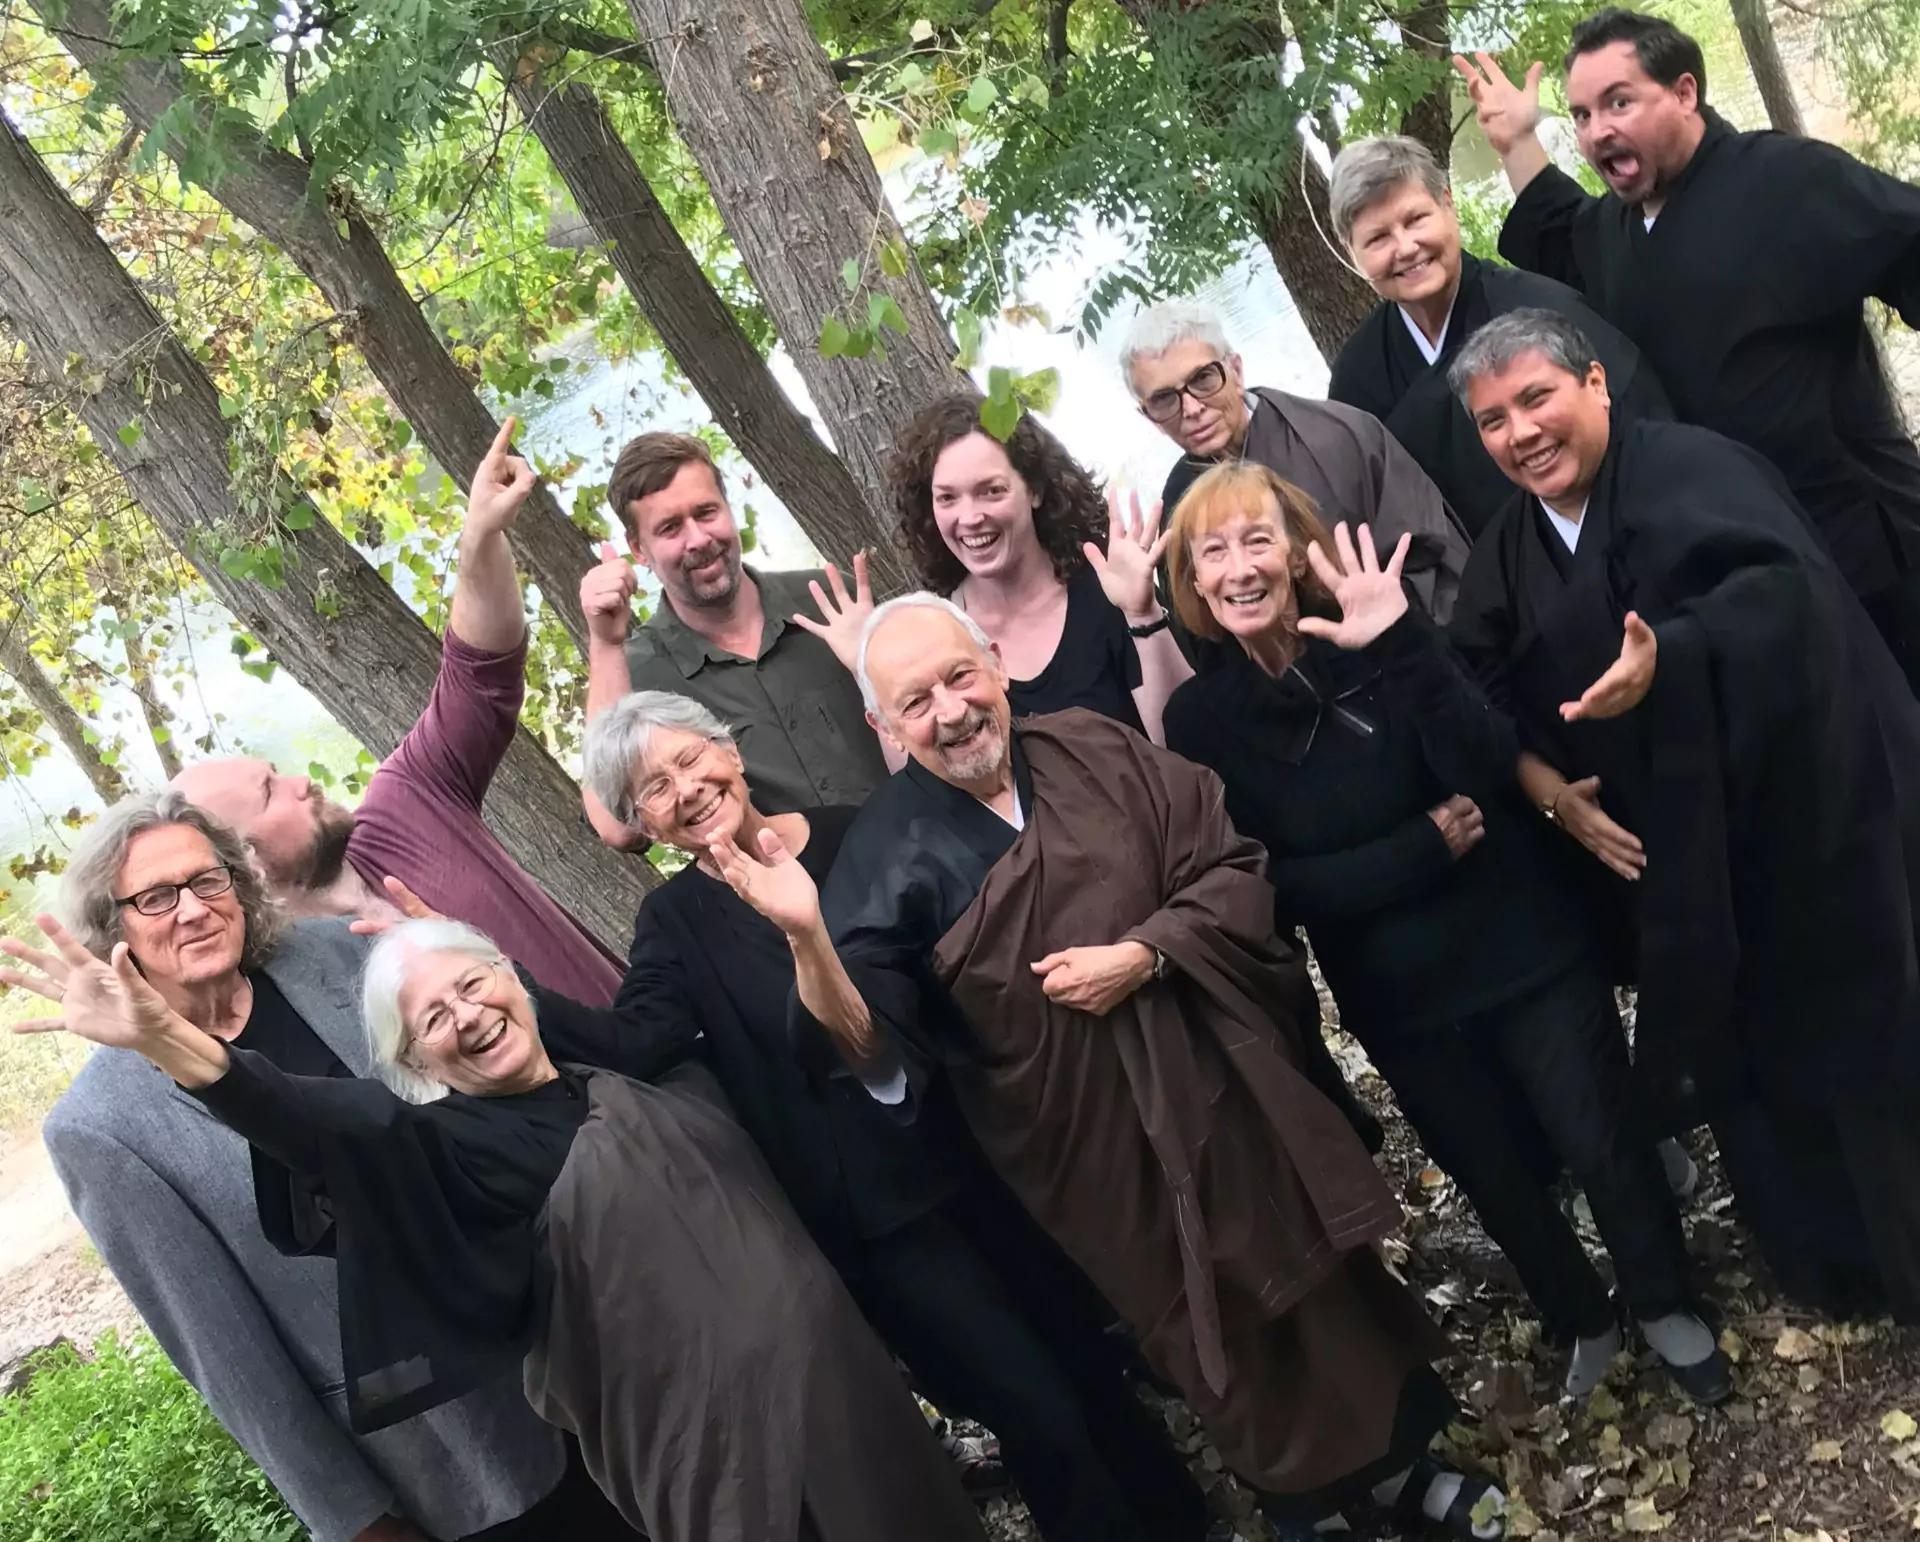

{"left": 1126, "top": 609, "right": 1171, "bottom": 639}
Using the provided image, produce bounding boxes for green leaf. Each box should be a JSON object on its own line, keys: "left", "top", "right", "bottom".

{"left": 840, "top": 256, "right": 862, "bottom": 294}
{"left": 218, "top": 546, "right": 253, "bottom": 580}
{"left": 986, "top": 364, "right": 1015, "bottom": 398}
{"left": 920, "top": 124, "right": 959, "bottom": 157}
{"left": 1014, "top": 366, "right": 1062, "bottom": 414}
{"left": 391, "top": 420, "right": 413, "bottom": 449}
{"left": 280, "top": 504, "right": 315, "bottom": 531}
{"left": 965, "top": 76, "right": 999, "bottom": 115}
{"left": 307, "top": 761, "right": 334, "bottom": 786}
{"left": 1017, "top": 74, "right": 1051, "bottom": 109}
{"left": 894, "top": 61, "right": 925, "bottom": 92}
{"left": 335, "top": 217, "right": 351, "bottom": 241}
{"left": 879, "top": 238, "right": 910, "bottom": 278}
{"left": 979, "top": 390, "right": 1022, "bottom": 442}
{"left": 868, "top": 293, "right": 909, "bottom": 335}
{"left": 842, "top": 324, "right": 875, "bottom": 360}
{"left": 954, "top": 307, "right": 984, "bottom": 370}
{"left": 217, "top": 394, "right": 243, "bottom": 420}
{"left": 818, "top": 314, "right": 853, "bottom": 358}
{"left": 116, "top": 420, "right": 144, "bottom": 448}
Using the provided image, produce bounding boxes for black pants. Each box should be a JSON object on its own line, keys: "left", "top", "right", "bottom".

{"left": 1366, "top": 962, "right": 1690, "bottom": 1341}
{"left": 464, "top": 1434, "right": 647, "bottom": 1540}
{"left": 1862, "top": 566, "right": 1920, "bottom": 697}
{"left": 844, "top": 1175, "right": 1208, "bottom": 1542}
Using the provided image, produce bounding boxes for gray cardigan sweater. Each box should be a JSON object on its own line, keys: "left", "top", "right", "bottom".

{"left": 42, "top": 919, "right": 565, "bottom": 1541}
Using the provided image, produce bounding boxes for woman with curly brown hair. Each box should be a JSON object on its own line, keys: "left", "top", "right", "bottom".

{"left": 803, "top": 394, "right": 1192, "bottom": 744}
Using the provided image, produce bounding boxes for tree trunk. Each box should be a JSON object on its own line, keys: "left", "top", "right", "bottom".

{"left": 49, "top": 0, "right": 599, "bottom": 647}
{"left": 1396, "top": 0, "right": 1455, "bottom": 167}
{"left": 0, "top": 109, "right": 658, "bottom": 943}
{"left": 1252, "top": 168, "right": 1379, "bottom": 363}
{"left": 502, "top": 47, "right": 907, "bottom": 588}
{"left": 0, "top": 620, "right": 129, "bottom": 802}
{"left": 616, "top": 0, "right": 972, "bottom": 527}
{"left": 121, "top": 634, "right": 184, "bottom": 780}
{"left": 1113, "top": 0, "right": 1376, "bottom": 365}
{"left": 1729, "top": 0, "right": 1805, "bottom": 135}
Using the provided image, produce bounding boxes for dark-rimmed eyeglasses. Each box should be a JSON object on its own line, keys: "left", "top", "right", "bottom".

{"left": 1138, "top": 361, "right": 1229, "bottom": 424}
{"left": 114, "top": 865, "right": 236, "bottom": 917}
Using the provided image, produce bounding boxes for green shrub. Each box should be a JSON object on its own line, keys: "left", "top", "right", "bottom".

{"left": 0, "top": 1331, "right": 299, "bottom": 1542}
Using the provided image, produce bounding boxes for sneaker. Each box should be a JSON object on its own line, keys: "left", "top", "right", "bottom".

{"left": 1661, "top": 1344, "right": 1734, "bottom": 1405}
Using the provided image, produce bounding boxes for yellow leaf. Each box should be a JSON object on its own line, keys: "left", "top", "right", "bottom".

{"left": 1885, "top": 1409, "right": 1919, "bottom": 1442}
{"left": 1809, "top": 1438, "right": 1844, "bottom": 1463}
{"left": 1773, "top": 1326, "right": 1819, "bottom": 1362}
{"left": 1623, "top": 1496, "right": 1671, "bottom": 1532}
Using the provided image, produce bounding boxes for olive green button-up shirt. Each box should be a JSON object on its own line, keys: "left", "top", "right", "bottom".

{"left": 624, "top": 566, "right": 887, "bottom": 815}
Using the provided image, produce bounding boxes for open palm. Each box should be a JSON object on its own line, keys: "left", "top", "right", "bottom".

{"left": 1084, "top": 488, "right": 1170, "bottom": 622}
{"left": 710, "top": 827, "right": 823, "bottom": 937}
{"left": 1296, "top": 522, "right": 1413, "bottom": 650}
{"left": 0, "top": 914, "right": 177, "bottom": 1049}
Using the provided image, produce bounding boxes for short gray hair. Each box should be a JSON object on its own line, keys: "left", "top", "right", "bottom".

{"left": 360, "top": 918, "right": 515, "bottom": 1105}
{"left": 1118, "top": 300, "right": 1232, "bottom": 393}
{"left": 582, "top": 690, "right": 736, "bottom": 827}
{"left": 854, "top": 592, "right": 996, "bottom": 716}
{"left": 1328, "top": 134, "right": 1451, "bottom": 246}
{"left": 58, "top": 790, "right": 283, "bottom": 971}
{"left": 1446, "top": 308, "right": 1599, "bottom": 405}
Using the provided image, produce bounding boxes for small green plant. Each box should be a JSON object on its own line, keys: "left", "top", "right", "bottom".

{"left": 0, "top": 1332, "right": 299, "bottom": 1541}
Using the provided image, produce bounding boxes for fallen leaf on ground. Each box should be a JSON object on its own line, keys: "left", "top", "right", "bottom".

{"left": 1623, "top": 1496, "right": 1671, "bottom": 1532}
{"left": 1808, "top": 1438, "right": 1844, "bottom": 1462}
{"left": 1885, "top": 1408, "right": 1919, "bottom": 1442}
{"left": 1773, "top": 1326, "right": 1819, "bottom": 1362}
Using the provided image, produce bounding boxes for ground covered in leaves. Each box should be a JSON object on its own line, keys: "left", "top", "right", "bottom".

{"left": 976, "top": 1014, "right": 1920, "bottom": 1542}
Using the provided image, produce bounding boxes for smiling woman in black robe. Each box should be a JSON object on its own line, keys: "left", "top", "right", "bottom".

{"left": 2, "top": 910, "right": 985, "bottom": 1542}
{"left": 1326, "top": 134, "right": 1670, "bottom": 540}
{"left": 1445, "top": 307, "right": 1920, "bottom": 1321}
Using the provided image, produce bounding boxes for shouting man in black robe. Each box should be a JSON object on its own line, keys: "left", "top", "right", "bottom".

{"left": 1446, "top": 307, "right": 1920, "bottom": 1322}
{"left": 1326, "top": 133, "right": 1671, "bottom": 539}
{"left": 712, "top": 593, "right": 1509, "bottom": 1542}
{"left": 1457, "top": 8, "right": 1920, "bottom": 689}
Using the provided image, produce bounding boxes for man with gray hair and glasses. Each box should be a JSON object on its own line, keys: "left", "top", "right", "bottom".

{"left": 1121, "top": 298, "right": 1468, "bottom": 630}
{"left": 1325, "top": 133, "right": 1668, "bottom": 539}
{"left": 1447, "top": 306, "right": 1920, "bottom": 1326}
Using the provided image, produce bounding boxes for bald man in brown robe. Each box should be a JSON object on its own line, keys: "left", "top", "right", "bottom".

{"left": 712, "top": 594, "right": 1502, "bottom": 1537}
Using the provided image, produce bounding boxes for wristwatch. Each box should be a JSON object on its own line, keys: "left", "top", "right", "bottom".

{"left": 1127, "top": 609, "right": 1171, "bottom": 639}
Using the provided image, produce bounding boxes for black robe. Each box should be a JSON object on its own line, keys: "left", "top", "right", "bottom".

{"left": 1448, "top": 416, "right": 1920, "bottom": 1121}
{"left": 804, "top": 712, "right": 1451, "bottom": 1511}
{"left": 195, "top": 1050, "right": 984, "bottom": 1542}
{"left": 1328, "top": 251, "right": 1673, "bottom": 539}
{"left": 1499, "top": 110, "right": 1920, "bottom": 673}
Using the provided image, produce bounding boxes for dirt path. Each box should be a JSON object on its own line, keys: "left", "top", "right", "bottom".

{"left": 0, "top": 1131, "right": 138, "bottom": 1366}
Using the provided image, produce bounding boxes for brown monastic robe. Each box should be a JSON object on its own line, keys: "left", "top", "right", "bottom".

{"left": 820, "top": 710, "right": 1449, "bottom": 1505}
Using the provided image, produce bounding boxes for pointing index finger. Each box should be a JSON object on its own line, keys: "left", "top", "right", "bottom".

{"left": 487, "top": 415, "right": 517, "bottom": 462}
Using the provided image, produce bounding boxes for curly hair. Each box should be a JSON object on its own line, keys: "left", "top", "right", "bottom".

{"left": 59, "top": 790, "right": 284, "bottom": 971}
{"left": 886, "top": 394, "right": 1108, "bottom": 594}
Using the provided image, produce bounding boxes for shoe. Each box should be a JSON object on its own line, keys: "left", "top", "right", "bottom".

{"left": 1658, "top": 1138, "right": 1699, "bottom": 1201}
{"left": 1661, "top": 1345, "right": 1734, "bottom": 1406}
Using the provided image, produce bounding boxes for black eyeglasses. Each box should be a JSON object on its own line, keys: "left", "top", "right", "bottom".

{"left": 114, "top": 865, "right": 236, "bottom": 917}
{"left": 1138, "top": 361, "right": 1229, "bottom": 424}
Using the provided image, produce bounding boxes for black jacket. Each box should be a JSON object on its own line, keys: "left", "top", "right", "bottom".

{"left": 1162, "top": 613, "right": 1586, "bottom": 1037}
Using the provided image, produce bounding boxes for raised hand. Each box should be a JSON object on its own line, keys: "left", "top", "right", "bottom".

{"left": 348, "top": 875, "right": 446, "bottom": 937}
{"left": 1, "top": 914, "right": 178, "bottom": 1049}
{"left": 791, "top": 552, "right": 876, "bottom": 672}
{"left": 581, "top": 541, "right": 638, "bottom": 648}
{"left": 1426, "top": 794, "right": 1486, "bottom": 860}
{"left": 1454, "top": 52, "right": 1546, "bottom": 155}
{"left": 1084, "top": 488, "right": 1171, "bottom": 625}
{"left": 1296, "top": 521, "right": 1413, "bottom": 650}
{"left": 1560, "top": 611, "right": 1657, "bottom": 721}
{"left": 1029, "top": 940, "right": 1156, "bottom": 1017}
{"left": 710, "top": 826, "right": 824, "bottom": 938}
{"left": 465, "top": 416, "right": 538, "bottom": 538}
{"left": 1554, "top": 776, "right": 1647, "bottom": 881}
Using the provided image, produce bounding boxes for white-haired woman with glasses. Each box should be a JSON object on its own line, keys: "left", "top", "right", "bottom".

{"left": 0, "top": 791, "right": 618, "bottom": 1542}
{"left": 4, "top": 879, "right": 985, "bottom": 1542}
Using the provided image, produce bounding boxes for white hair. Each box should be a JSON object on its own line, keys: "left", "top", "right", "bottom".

{"left": 1118, "top": 300, "right": 1233, "bottom": 393}
{"left": 1328, "top": 135, "right": 1451, "bottom": 246}
{"left": 582, "top": 690, "right": 736, "bottom": 827}
{"left": 360, "top": 918, "right": 513, "bottom": 1105}
{"left": 853, "top": 591, "right": 996, "bottom": 716}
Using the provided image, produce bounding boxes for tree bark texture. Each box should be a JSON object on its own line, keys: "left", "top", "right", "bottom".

{"left": 49, "top": 0, "right": 600, "bottom": 648}
{"left": 0, "top": 110, "right": 659, "bottom": 939}
{"left": 1396, "top": 0, "right": 1455, "bottom": 168}
{"left": 1729, "top": 0, "right": 1805, "bottom": 136}
{"left": 617, "top": 0, "right": 974, "bottom": 532}
{"left": 503, "top": 47, "right": 907, "bottom": 588}
{"left": 121, "top": 634, "right": 184, "bottom": 780}
{"left": 0, "top": 620, "right": 130, "bottom": 803}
